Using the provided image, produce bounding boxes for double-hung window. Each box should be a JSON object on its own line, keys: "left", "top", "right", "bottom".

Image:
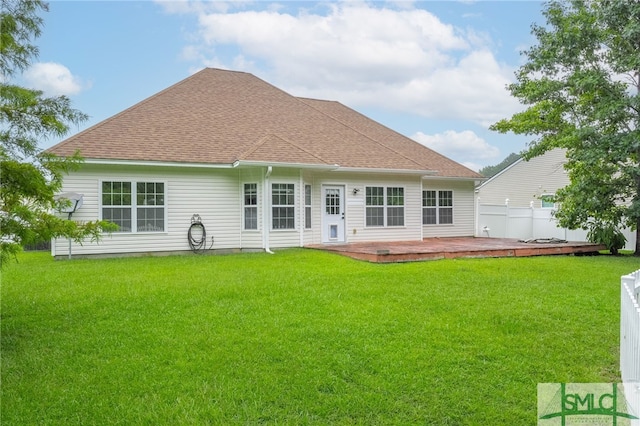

{"left": 102, "top": 181, "right": 165, "bottom": 232}
{"left": 272, "top": 183, "right": 295, "bottom": 229}
{"left": 365, "top": 186, "right": 404, "bottom": 227}
{"left": 304, "top": 184, "right": 312, "bottom": 229}
{"left": 423, "top": 190, "right": 453, "bottom": 225}
{"left": 244, "top": 183, "right": 258, "bottom": 230}
{"left": 102, "top": 181, "right": 132, "bottom": 232}
{"left": 136, "top": 182, "right": 165, "bottom": 232}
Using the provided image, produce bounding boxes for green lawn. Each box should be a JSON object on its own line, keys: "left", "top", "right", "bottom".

{"left": 1, "top": 250, "right": 637, "bottom": 425}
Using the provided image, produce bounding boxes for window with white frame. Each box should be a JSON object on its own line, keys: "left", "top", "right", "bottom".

{"left": 272, "top": 183, "right": 295, "bottom": 229}
{"left": 386, "top": 187, "right": 404, "bottom": 226}
{"left": 244, "top": 183, "right": 258, "bottom": 230}
{"left": 540, "top": 194, "right": 556, "bottom": 208}
{"left": 102, "top": 181, "right": 165, "bottom": 232}
{"left": 304, "top": 184, "right": 312, "bottom": 229}
{"left": 136, "top": 182, "right": 165, "bottom": 232}
{"left": 365, "top": 186, "right": 404, "bottom": 227}
{"left": 422, "top": 190, "right": 453, "bottom": 225}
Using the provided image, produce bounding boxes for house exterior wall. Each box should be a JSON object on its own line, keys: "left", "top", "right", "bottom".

{"left": 53, "top": 164, "right": 477, "bottom": 258}
{"left": 476, "top": 148, "right": 569, "bottom": 208}
{"left": 305, "top": 171, "right": 425, "bottom": 245}
{"left": 422, "top": 179, "right": 476, "bottom": 238}
{"left": 53, "top": 164, "right": 243, "bottom": 257}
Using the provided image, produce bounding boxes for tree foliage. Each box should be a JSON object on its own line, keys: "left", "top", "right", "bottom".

{"left": 1, "top": 0, "right": 115, "bottom": 266}
{"left": 478, "top": 152, "right": 522, "bottom": 177}
{"left": 491, "top": 0, "right": 640, "bottom": 255}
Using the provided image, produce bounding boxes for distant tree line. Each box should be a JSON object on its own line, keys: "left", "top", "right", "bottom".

{"left": 478, "top": 152, "right": 522, "bottom": 178}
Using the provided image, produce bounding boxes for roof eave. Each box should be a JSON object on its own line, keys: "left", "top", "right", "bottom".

{"left": 232, "top": 160, "right": 340, "bottom": 170}
{"left": 83, "top": 158, "right": 235, "bottom": 169}
{"left": 334, "top": 166, "right": 438, "bottom": 176}
{"left": 424, "top": 175, "right": 487, "bottom": 182}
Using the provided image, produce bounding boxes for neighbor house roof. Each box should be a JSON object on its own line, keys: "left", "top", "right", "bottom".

{"left": 48, "top": 68, "right": 481, "bottom": 178}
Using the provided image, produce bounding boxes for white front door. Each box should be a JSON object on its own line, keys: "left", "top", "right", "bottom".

{"left": 322, "top": 185, "right": 345, "bottom": 243}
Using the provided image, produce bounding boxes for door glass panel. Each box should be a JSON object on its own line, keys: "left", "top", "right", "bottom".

{"left": 325, "top": 189, "right": 340, "bottom": 215}
{"left": 330, "top": 225, "right": 337, "bottom": 239}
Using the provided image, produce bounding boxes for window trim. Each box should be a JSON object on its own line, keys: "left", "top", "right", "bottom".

{"left": 422, "top": 189, "right": 454, "bottom": 226}
{"left": 304, "top": 184, "right": 312, "bottom": 230}
{"left": 100, "top": 179, "right": 167, "bottom": 233}
{"left": 271, "top": 182, "right": 296, "bottom": 231}
{"left": 243, "top": 182, "right": 259, "bottom": 231}
{"left": 364, "top": 186, "right": 405, "bottom": 228}
{"left": 540, "top": 194, "right": 556, "bottom": 209}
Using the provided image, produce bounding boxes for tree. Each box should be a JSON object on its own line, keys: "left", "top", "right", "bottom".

{"left": 1, "top": 0, "right": 115, "bottom": 266}
{"left": 491, "top": 0, "right": 640, "bottom": 256}
{"left": 478, "top": 152, "right": 522, "bottom": 177}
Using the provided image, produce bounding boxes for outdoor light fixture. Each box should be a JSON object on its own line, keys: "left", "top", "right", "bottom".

{"left": 352, "top": 188, "right": 360, "bottom": 195}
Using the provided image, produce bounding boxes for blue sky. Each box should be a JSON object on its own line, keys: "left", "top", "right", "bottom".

{"left": 24, "top": 1, "right": 546, "bottom": 171}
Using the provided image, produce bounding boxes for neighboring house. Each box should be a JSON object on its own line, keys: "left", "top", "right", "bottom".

{"left": 475, "top": 148, "right": 637, "bottom": 250}
{"left": 476, "top": 148, "right": 569, "bottom": 208}
{"left": 47, "top": 68, "right": 482, "bottom": 258}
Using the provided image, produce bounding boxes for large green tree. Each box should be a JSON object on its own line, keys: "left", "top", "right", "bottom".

{"left": 491, "top": 0, "right": 640, "bottom": 255}
{"left": 1, "top": 0, "right": 114, "bottom": 266}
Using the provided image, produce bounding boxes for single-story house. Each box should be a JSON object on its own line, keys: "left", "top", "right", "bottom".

{"left": 48, "top": 68, "right": 482, "bottom": 258}
{"left": 476, "top": 148, "right": 569, "bottom": 208}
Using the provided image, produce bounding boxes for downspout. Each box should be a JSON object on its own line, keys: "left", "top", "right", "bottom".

{"left": 263, "top": 166, "right": 274, "bottom": 254}
{"left": 299, "top": 170, "right": 304, "bottom": 248}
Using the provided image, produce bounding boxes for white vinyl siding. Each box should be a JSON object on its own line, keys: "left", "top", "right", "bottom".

{"left": 53, "top": 165, "right": 244, "bottom": 257}
{"left": 300, "top": 172, "right": 421, "bottom": 244}
{"left": 422, "top": 180, "right": 475, "bottom": 238}
{"left": 476, "top": 148, "right": 569, "bottom": 208}
{"left": 53, "top": 165, "right": 477, "bottom": 257}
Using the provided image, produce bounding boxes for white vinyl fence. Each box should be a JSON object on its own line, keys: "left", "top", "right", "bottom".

{"left": 621, "top": 270, "right": 640, "bottom": 383}
{"left": 476, "top": 202, "right": 637, "bottom": 251}
{"left": 621, "top": 270, "right": 640, "bottom": 421}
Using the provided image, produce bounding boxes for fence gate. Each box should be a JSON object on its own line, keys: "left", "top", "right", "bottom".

{"left": 621, "top": 269, "right": 640, "bottom": 420}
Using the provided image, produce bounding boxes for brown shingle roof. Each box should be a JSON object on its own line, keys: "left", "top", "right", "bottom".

{"left": 48, "top": 68, "right": 481, "bottom": 178}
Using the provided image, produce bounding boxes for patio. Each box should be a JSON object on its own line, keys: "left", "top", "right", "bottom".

{"left": 307, "top": 237, "right": 605, "bottom": 263}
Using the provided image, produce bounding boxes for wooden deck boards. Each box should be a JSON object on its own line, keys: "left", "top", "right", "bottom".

{"left": 306, "top": 237, "right": 605, "bottom": 263}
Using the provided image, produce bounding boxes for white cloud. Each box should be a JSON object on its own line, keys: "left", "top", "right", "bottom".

{"left": 162, "top": 2, "right": 522, "bottom": 126}
{"left": 156, "top": 0, "right": 248, "bottom": 15}
{"left": 412, "top": 130, "right": 500, "bottom": 165}
{"left": 461, "top": 161, "right": 483, "bottom": 172}
{"left": 23, "top": 62, "right": 85, "bottom": 96}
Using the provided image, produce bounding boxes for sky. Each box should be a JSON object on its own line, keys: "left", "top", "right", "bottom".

{"left": 22, "top": 0, "right": 547, "bottom": 171}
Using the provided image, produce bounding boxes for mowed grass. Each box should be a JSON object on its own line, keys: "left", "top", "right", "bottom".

{"left": 1, "top": 249, "right": 638, "bottom": 425}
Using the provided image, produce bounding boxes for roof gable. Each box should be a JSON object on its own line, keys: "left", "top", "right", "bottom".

{"left": 48, "top": 68, "right": 481, "bottom": 178}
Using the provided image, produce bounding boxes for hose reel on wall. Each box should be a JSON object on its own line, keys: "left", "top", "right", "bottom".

{"left": 188, "top": 214, "right": 214, "bottom": 254}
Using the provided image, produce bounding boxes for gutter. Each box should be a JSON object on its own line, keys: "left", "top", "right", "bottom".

{"left": 83, "top": 158, "right": 235, "bottom": 169}
{"left": 424, "top": 175, "right": 486, "bottom": 183}
{"left": 335, "top": 166, "right": 438, "bottom": 176}
{"left": 233, "top": 160, "right": 339, "bottom": 170}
